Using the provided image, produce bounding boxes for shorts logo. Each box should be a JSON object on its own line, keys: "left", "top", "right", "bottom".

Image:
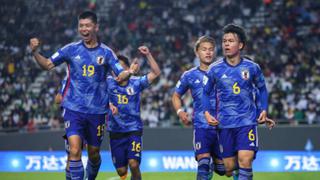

{"left": 97, "top": 56, "right": 104, "bottom": 65}
{"left": 135, "top": 153, "right": 140, "bottom": 157}
{"left": 195, "top": 142, "right": 201, "bottom": 150}
{"left": 219, "top": 144, "right": 223, "bottom": 153}
{"left": 241, "top": 69, "right": 250, "bottom": 80}
{"left": 249, "top": 142, "right": 255, "bottom": 147}
{"left": 64, "top": 121, "right": 70, "bottom": 129}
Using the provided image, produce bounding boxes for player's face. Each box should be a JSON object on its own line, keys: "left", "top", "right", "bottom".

{"left": 222, "top": 33, "right": 243, "bottom": 58}
{"left": 196, "top": 42, "right": 215, "bottom": 65}
{"left": 78, "top": 18, "right": 98, "bottom": 43}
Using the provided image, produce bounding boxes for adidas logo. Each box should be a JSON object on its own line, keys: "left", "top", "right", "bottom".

{"left": 75, "top": 55, "right": 81, "bottom": 60}
{"left": 195, "top": 79, "right": 200, "bottom": 84}
{"left": 249, "top": 142, "right": 255, "bottom": 147}
{"left": 113, "top": 90, "right": 118, "bottom": 93}
{"left": 135, "top": 153, "right": 140, "bottom": 157}
{"left": 221, "top": 74, "right": 228, "bottom": 78}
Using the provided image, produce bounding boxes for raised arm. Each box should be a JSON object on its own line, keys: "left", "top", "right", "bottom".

{"left": 29, "top": 38, "right": 55, "bottom": 70}
{"left": 138, "top": 46, "right": 161, "bottom": 83}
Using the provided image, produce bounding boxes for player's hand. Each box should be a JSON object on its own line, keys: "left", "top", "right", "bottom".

{"left": 265, "top": 117, "right": 276, "bottom": 130}
{"left": 129, "top": 58, "right": 140, "bottom": 74}
{"left": 30, "top": 38, "right": 40, "bottom": 53}
{"left": 178, "top": 111, "right": 191, "bottom": 126}
{"left": 257, "top": 110, "right": 267, "bottom": 124}
{"left": 109, "top": 103, "right": 118, "bottom": 115}
{"left": 54, "top": 94, "right": 63, "bottom": 105}
{"left": 204, "top": 111, "right": 219, "bottom": 126}
{"left": 138, "top": 46, "right": 150, "bottom": 56}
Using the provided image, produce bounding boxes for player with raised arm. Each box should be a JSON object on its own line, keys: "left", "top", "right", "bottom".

{"left": 172, "top": 36, "right": 225, "bottom": 180}
{"left": 203, "top": 24, "right": 275, "bottom": 180}
{"left": 29, "top": 11, "right": 135, "bottom": 180}
{"left": 107, "top": 46, "right": 160, "bottom": 180}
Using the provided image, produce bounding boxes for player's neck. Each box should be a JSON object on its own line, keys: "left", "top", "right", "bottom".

{"left": 83, "top": 38, "right": 98, "bottom": 48}
{"left": 199, "top": 63, "right": 209, "bottom": 71}
{"left": 119, "top": 80, "right": 128, "bottom": 86}
{"left": 226, "top": 56, "right": 241, "bottom": 66}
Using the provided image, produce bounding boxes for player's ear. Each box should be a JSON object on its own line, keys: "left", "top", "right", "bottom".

{"left": 239, "top": 42, "right": 244, "bottom": 50}
{"left": 95, "top": 23, "right": 99, "bottom": 32}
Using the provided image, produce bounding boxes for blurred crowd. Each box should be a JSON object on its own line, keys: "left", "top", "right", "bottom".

{"left": 0, "top": 0, "right": 319, "bottom": 132}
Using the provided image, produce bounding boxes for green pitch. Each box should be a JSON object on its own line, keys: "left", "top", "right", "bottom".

{"left": 1, "top": 172, "right": 319, "bottom": 180}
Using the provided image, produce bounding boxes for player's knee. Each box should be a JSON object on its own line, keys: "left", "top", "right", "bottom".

{"left": 238, "top": 157, "right": 253, "bottom": 168}
{"left": 68, "top": 147, "right": 81, "bottom": 159}
{"left": 87, "top": 148, "right": 101, "bottom": 162}
{"left": 128, "top": 159, "right": 140, "bottom": 170}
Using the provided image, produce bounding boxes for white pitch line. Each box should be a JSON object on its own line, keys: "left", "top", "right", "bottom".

{"left": 107, "top": 176, "right": 120, "bottom": 180}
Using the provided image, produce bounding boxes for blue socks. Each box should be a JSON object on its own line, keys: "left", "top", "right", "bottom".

{"left": 233, "top": 169, "right": 239, "bottom": 180}
{"left": 214, "top": 163, "right": 226, "bottom": 176}
{"left": 69, "top": 160, "right": 84, "bottom": 180}
{"left": 197, "top": 157, "right": 211, "bottom": 180}
{"left": 86, "top": 159, "right": 101, "bottom": 180}
{"left": 65, "top": 169, "right": 71, "bottom": 180}
{"left": 239, "top": 168, "right": 253, "bottom": 180}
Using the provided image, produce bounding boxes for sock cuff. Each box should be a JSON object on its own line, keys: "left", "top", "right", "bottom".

{"left": 198, "top": 157, "right": 211, "bottom": 166}
{"left": 88, "top": 159, "right": 101, "bottom": 167}
{"left": 69, "top": 160, "right": 83, "bottom": 168}
{"left": 239, "top": 167, "right": 253, "bottom": 176}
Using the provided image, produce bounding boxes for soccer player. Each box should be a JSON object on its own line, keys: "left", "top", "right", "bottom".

{"left": 172, "top": 36, "right": 225, "bottom": 180}
{"left": 203, "top": 24, "right": 275, "bottom": 180}
{"left": 107, "top": 46, "right": 161, "bottom": 180}
{"left": 29, "top": 11, "right": 135, "bottom": 180}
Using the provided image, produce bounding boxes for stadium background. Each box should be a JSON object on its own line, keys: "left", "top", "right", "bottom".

{"left": 0, "top": 0, "right": 319, "bottom": 179}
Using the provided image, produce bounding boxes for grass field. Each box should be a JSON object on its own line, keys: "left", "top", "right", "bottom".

{"left": 1, "top": 172, "right": 320, "bottom": 180}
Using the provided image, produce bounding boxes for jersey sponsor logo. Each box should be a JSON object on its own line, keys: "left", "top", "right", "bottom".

{"left": 96, "top": 56, "right": 104, "bottom": 65}
{"left": 203, "top": 76, "right": 208, "bottom": 85}
{"left": 126, "top": 87, "right": 135, "bottom": 95}
{"left": 241, "top": 69, "right": 250, "bottom": 80}
{"left": 75, "top": 55, "right": 81, "bottom": 60}
{"left": 51, "top": 52, "right": 59, "bottom": 59}
{"left": 195, "top": 142, "right": 201, "bottom": 150}
{"left": 221, "top": 74, "right": 228, "bottom": 79}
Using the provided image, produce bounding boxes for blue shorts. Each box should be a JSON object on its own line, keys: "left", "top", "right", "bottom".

{"left": 219, "top": 125, "right": 258, "bottom": 158}
{"left": 193, "top": 128, "right": 222, "bottom": 160}
{"left": 109, "top": 132, "right": 142, "bottom": 168}
{"left": 63, "top": 108, "right": 106, "bottom": 147}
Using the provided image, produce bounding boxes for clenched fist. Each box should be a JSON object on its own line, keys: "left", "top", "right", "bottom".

{"left": 30, "top": 38, "right": 40, "bottom": 52}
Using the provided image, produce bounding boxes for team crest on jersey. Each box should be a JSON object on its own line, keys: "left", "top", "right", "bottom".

{"left": 96, "top": 56, "right": 104, "bottom": 65}
{"left": 241, "top": 69, "right": 250, "bottom": 80}
{"left": 126, "top": 87, "right": 135, "bottom": 95}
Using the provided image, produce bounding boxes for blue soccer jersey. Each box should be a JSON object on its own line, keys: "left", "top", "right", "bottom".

{"left": 50, "top": 41, "right": 123, "bottom": 114}
{"left": 204, "top": 57, "right": 268, "bottom": 128}
{"left": 175, "top": 67, "right": 216, "bottom": 129}
{"left": 107, "top": 75, "right": 150, "bottom": 132}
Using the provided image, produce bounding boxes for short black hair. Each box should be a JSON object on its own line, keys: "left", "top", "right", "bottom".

{"left": 117, "top": 55, "right": 130, "bottom": 67}
{"left": 78, "top": 11, "right": 98, "bottom": 24}
{"left": 223, "top": 24, "right": 246, "bottom": 49}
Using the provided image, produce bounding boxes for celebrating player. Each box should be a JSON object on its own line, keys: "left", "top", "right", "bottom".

{"left": 107, "top": 46, "right": 161, "bottom": 180}
{"left": 29, "top": 11, "right": 135, "bottom": 180}
{"left": 203, "top": 24, "right": 275, "bottom": 180}
{"left": 172, "top": 36, "right": 225, "bottom": 180}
